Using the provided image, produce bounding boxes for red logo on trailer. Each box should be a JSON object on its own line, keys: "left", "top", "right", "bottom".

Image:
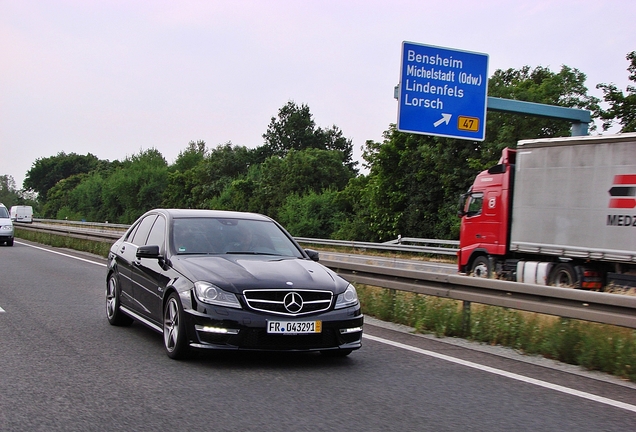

{"left": 609, "top": 174, "right": 636, "bottom": 209}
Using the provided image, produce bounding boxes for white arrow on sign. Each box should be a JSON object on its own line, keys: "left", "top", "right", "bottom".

{"left": 433, "top": 113, "right": 452, "bottom": 127}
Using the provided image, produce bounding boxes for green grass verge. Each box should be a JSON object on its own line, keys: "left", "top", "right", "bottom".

{"left": 358, "top": 285, "right": 636, "bottom": 382}
{"left": 16, "top": 229, "right": 636, "bottom": 382}
{"left": 15, "top": 228, "right": 112, "bottom": 258}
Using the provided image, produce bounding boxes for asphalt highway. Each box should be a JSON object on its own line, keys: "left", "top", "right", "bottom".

{"left": 1, "top": 240, "right": 634, "bottom": 431}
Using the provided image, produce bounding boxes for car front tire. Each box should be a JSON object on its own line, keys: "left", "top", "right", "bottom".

{"left": 163, "top": 292, "right": 190, "bottom": 360}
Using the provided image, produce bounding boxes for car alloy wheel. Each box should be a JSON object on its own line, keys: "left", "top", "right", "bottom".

{"left": 106, "top": 274, "right": 133, "bottom": 326}
{"left": 163, "top": 293, "right": 190, "bottom": 359}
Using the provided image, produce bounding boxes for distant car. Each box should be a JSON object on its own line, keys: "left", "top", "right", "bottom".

{"left": 0, "top": 204, "right": 14, "bottom": 246}
{"left": 106, "top": 209, "right": 363, "bottom": 359}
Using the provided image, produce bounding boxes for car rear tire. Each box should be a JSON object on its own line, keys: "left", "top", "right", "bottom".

{"left": 163, "top": 293, "right": 190, "bottom": 360}
{"left": 548, "top": 263, "right": 579, "bottom": 288}
{"left": 106, "top": 274, "right": 133, "bottom": 326}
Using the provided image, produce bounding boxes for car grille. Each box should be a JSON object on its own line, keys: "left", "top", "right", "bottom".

{"left": 243, "top": 289, "right": 333, "bottom": 316}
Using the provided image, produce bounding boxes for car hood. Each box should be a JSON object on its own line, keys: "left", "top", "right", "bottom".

{"left": 171, "top": 254, "right": 347, "bottom": 294}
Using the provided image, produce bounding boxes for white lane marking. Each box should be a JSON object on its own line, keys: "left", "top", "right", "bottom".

{"left": 364, "top": 334, "right": 636, "bottom": 414}
{"left": 0, "top": 306, "right": 5, "bottom": 313}
{"left": 16, "top": 241, "right": 107, "bottom": 267}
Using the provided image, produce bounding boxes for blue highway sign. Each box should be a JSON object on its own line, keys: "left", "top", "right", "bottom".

{"left": 397, "top": 42, "right": 489, "bottom": 141}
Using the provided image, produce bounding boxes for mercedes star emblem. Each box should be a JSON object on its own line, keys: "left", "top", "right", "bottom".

{"left": 283, "top": 292, "right": 303, "bottom": 313}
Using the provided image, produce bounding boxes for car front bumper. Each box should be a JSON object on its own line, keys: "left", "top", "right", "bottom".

{"left": 184, "top": 306, "right": 363, "bottom": 352}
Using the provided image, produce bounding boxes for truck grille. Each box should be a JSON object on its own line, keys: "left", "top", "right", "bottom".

{"left": 243, "top": 289, "right": 333, "bottom": 316}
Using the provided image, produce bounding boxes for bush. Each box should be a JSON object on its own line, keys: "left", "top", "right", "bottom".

{"left": 277, "top": 190, "right": 344, "bottom": 238}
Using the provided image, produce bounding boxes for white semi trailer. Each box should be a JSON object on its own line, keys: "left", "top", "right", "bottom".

{"left": 458, "top": 132, "right": 636, "bottom": 289}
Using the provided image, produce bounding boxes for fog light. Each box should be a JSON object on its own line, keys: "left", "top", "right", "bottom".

{"left": 339, "top": 326, "right": 363, "bottom": 334}
{"left": 195, "top": 325, "right": 240, "bottom": 335}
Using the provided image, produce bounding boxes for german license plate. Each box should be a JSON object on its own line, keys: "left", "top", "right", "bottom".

{"left": 267, "top": 320, "right": 322, "bottom": 335}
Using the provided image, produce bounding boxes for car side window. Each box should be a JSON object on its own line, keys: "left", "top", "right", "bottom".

{"left": 130, "top": 215, "right": 157, "bottom": 246}
{"left": 124, "top": 222, "right": 140, "bottom": 242}
{"left": 145, "top": 215, "right": 166, "bottom": 251}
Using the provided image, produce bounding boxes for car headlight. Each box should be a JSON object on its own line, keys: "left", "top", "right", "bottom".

{"left": 194, "top": 282, "right": 242, "bottom": 309}
{"left": 334, "top": 284, "right": 359, "bottom": 309}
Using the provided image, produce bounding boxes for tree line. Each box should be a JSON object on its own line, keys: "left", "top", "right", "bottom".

{"left": 3, "top": 52, "right": 635, "bottom": 241}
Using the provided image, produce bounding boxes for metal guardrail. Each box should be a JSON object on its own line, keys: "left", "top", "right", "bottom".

{"left": 16, "top": 220, "right": 636, "bottom": 329}
{"left": 322, "top": 259, "right": 636, "bottom": 330}
{"left": 295, "top": 237, "right": 458, "bottom": 255}
{"left": 28, "top": 219, "right": 460, "bottom": 255}
{"left": 20, "top": 221, "right": 124, "bottom": 242}
{"left": 33, "top": 218, "right": 130, "bottom": 230}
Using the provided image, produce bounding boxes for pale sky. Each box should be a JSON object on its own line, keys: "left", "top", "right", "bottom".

{"left": 1, "top": 0, "right": 634, "bottom": 188}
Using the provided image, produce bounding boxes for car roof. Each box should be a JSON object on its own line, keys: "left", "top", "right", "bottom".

{"left": 146, "top": 209, "right": 273, "bottom": 222}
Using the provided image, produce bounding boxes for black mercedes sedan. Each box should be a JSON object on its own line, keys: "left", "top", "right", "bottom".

{"left": 106, "top": 209, "right": 363, "bottom": 359}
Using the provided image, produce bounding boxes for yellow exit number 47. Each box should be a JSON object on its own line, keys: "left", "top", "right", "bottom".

{"left": 458, "top": 116, "right": 479, "bottom": 132}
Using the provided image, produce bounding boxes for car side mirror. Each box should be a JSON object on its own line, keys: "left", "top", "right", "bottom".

{"left": 136, "top": 245, "right": 161, "bottom": 259}
{"left": 305, "top": 248, "right": 320, "bottom": 262}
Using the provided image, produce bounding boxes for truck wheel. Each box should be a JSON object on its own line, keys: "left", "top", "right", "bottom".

{"left": 548, "top": 263, "right": 579, "bottom": 288}
{"left": 471, "top": 256, "right": 491, "bottom": 278}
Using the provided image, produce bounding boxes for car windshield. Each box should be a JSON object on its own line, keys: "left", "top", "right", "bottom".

{"left": 171, "top": 217, "right": 304, "bottom": 258}
{"left": 0, "top": 207, "right": 9, "bottom": 218}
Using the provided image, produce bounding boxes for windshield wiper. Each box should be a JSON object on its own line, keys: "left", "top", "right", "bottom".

{"left": 225, "top": 251, "right": 284, "bottom": 256}
{"left": 177, "top": 252, "right": 220, "bottom": 255}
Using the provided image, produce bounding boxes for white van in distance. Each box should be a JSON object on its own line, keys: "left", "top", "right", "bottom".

{"left": 10, "top": 205, "right": 33, "bottom": 223}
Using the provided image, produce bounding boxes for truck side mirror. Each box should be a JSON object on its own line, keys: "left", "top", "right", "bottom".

{"left": 457, "top": 194, "right": 468, "bottom": 217}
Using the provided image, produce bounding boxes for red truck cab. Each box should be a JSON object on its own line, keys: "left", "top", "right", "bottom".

{"left": 458, "top": 148, "right": 516, "bottom": 275}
